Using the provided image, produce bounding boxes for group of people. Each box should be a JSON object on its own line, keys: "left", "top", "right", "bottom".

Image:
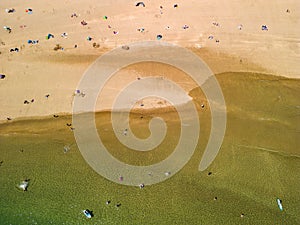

{"left": 2, "top": 2, "right": 273, "bottom": 59}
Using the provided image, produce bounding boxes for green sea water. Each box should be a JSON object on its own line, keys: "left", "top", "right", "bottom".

{"left": 0, "top": 72, "right": 299, "bottom": 225}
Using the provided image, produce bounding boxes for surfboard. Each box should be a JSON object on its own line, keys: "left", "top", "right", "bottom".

{"left": 276, "top": 198, "right": 283, "bottom": 211}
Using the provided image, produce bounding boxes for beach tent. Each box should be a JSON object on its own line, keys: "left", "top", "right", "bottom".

{"left": 0, "top": 74, "right": 5, "bottom": 79}
{"left": 136, "top": 2, "right": 145, "bottom": 7}
{"left": 46, "top": 34, "right": 54, "bottom": 40}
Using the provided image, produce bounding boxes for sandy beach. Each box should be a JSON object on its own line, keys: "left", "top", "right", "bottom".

{"left": 0, "top": 1, "right": 300, "bottom": 223}
{"left": 0, "top": 0, "right": 299, "bottom": 121}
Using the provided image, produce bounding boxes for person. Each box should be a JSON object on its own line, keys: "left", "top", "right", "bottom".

{"left": 182, "top": 25, "right": 189, "bottom": 29}
{"left": 83, "top": 209, "right": 92, "bottom": 218}
{"left": 122, "top": 45, "right": 129, "bottom": 50}
{"left": 25, "top": 8, "right": 33, "bottom": 14}
{"left": 81, "top": 20, "right": 87, "bottom": 26}
{"left": 3, "top": 26, "right": 12, "bottom": 33}
{"left": 261, "top": 25, "right": 268, "bottom": 31}
{"left": 61, "top": 32, "right": 68, "bottom": 38}
{"left": 19, "top": 179, "right": 29, "bottom": 191}
{"left": 6, "top": 8, "right": 15, "bottom": 13}
{"left": 63, "top": 146, "right": 70, "bottom": 153}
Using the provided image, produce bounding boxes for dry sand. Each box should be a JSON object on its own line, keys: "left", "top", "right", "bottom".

{"left": 0, "top": 0, "right": 299, "bottom": 121}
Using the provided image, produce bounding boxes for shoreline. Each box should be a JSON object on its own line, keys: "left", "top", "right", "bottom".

{"left": 1, "top": 71, "right": 299, "bottom": 124}
{"left": 0, "top": 106, "right": 181, "bottom": 126}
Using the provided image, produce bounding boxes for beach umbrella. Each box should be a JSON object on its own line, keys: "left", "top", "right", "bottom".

{"left": 0, "top": 74, "right": 5, "bottom": 79}
{"left": 156, "top": 34, "right": 162, "bottom": 40}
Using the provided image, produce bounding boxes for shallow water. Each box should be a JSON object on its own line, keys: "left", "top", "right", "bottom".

{"left": 0, "top": 72, "right": 299, "bottom": 224}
